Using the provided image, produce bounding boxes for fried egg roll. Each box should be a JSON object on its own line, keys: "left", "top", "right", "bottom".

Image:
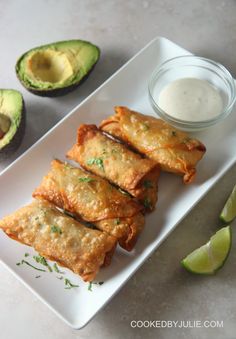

{"left": 100, "top": 106, "right": 206, "bottom": 184}
{"left": 66, "top": 124, "right": 160, "bottom": 210}
{"left": 33, "top": 159, "right": 144, "bottom": 251}
{"left": 0, "top": 200, "right": 117, "bottom": 282}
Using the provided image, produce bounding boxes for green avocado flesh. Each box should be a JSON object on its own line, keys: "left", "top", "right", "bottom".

{"left": 0, "top": 89, "right": 25, "bottom": 157}
{"left": 16, "top": 40, "right": 100, "bottom": 94}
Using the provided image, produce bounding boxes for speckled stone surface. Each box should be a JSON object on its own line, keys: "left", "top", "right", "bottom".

{"left": 1, "top": 1, "right": 236, "bottom": 338}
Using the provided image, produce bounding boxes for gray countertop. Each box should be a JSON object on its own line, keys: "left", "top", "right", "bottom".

{"left": 1, "top": 1, "right": 236, "bottom": 338}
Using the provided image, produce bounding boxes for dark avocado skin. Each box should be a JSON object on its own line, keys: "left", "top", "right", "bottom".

{"left": 15, "top": 40, "right": 100, "bottom": 97}
{"left": 16, "top": 59, "right": 99, "bottom": 97}
{"left": 0, "top": 101, "right": 26, "bottom": 160}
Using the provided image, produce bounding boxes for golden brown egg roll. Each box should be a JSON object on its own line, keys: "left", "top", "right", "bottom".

{"left": 33, "top": 159, "right": 144, "bottom": 251}
{"left": 100, "top": 106, "right": 206, "bottom": 184}
{"left": 66, "top": 124, "right": 160, "bottom": 211}
{"left": 0, "top": 200, "right": 116, "bottom": 282}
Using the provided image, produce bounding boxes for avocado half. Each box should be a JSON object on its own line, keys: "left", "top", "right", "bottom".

{"left": 0, "top": 89, "right": 25, "bottom": 160}
{"left": 15, "top": 40, "right": 100, "bottom": 97}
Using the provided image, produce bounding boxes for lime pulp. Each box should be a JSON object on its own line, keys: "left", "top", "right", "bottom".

{"left": 181, "top": 226, "right": 231, "bottom": 274}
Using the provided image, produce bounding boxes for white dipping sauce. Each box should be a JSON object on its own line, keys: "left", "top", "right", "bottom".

{"left": 158, "top": 78, "right": 223, "bottom": 121}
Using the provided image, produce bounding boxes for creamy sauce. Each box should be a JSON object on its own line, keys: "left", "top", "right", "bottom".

{"left": 158, "top": 78, "right": 223, "bottom": 121}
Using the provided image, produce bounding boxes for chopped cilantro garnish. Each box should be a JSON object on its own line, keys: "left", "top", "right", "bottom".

{"left": 78, "top": 177, "right": 95, "bottom": 183}
{"left": 33, "top": 255, "right": 52, "bottom": 272}
{"left": 88, "top": 282, "right": 93, "bottom": 291}
{"left": 87, "top": 158, "right": 104, "bottom": 171}
{"left": 64, "top": 278, "right": 79, "bottom": 289}
{"left": 143, "top": 197, "right": 152, "bottom": 209}
{"left": 53, "top": 263, "right": 60, "bottom": 273}
{"left": 51, "top": 225, "right": 62, "bottom": 235}
{"left": 24, "top": 253, "right": 30, "bottom": 257}
{"left": 115, "top": 218, "right": 120, "bottom": 225}
{"left": 53, "top": 263, "right": 64, "bottom": 274}
{"left": 88, "top": 281, "right": 104, "bottom": 291}
{"left": 143, "top": 180, "right": 153, "bottom": 189}
{"left": 19, "top": 260, "right": 47, "bottom": 272}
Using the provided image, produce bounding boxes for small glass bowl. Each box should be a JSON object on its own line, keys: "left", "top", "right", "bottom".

{"left": 148, "top": 55, "right": 236, "bottom": 131}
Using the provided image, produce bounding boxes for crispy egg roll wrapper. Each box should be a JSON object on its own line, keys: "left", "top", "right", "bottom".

{"left": 0, "top": 200, "right": 116, "bottom": 282}
{"left": 33, "top": 160, "right": 144, "bottom": 251}
{"left": 100, "top": 106, "right": 206, "bottom": 184}
{"left": 66, "top": 124, "right": 160, "bottom": 210}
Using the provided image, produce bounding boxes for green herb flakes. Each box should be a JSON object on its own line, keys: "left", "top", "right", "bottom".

{"left": 88, "top": 282, "right": 93, "bottom": 291}
{"left": 88, "top": 281, "right": 104, "bottom": 291}
{"left": 20, "top": 260, "right": 47, "bottom": 272}
{"left": 143, "top": 180, "right": 153, "bottom": 189}
{"left": 53, "top": 263, "right": 64, "bottom": 274}
{"left": 33, "top": 255, "right": 52, "bottom": 272}
{"left": 143, "top": 198, "right": 152, "bottom": 209}
{"left": 51, "top": 225, "right": 62, "bottom": 235}
{"left": 64, "top": 278, "right": 79, "bottom": 289}
{"left": 115, "top": 218, "right": 120, "bottom": 225}
{"left": 87, "top": 158, "right": 104, "bottom": 171}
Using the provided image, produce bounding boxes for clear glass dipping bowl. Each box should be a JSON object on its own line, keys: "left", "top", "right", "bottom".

{"left": 148, "top": 55, "right": 236, "bottom": 131}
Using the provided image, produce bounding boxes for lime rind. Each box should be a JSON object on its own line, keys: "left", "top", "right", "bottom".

{"left": 181, "top": 226, "right": 231, "bottom": 275}
{"left": 220, "top": 184, "right": 236, "bottom": 223}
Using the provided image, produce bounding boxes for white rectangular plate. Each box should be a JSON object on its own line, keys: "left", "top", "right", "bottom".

{"left": 1, "top": 37, "right": 236, "bottom": 329}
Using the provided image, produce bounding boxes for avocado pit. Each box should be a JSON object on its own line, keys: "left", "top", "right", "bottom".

{"left": 0, "top": 113, "right": 11, "bottom": 139}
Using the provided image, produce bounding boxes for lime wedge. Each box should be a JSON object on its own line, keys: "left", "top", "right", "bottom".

{"left": 181, "top": 226, "right": 231, "bottom": 274}
{"left": 220, "top": 184, "right": 236, "bottom": 223}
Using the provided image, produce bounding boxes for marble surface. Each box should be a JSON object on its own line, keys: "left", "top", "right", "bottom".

{"left": 1, "top": 1, "right": 236, "bottom": 338}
